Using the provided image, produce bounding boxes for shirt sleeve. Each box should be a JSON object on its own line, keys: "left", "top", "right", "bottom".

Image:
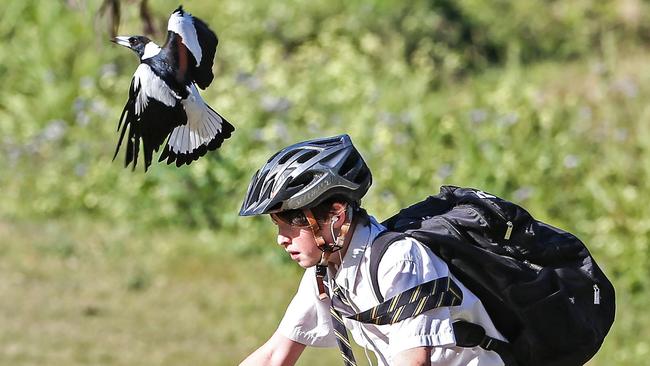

{"left": 277, "top": 266, "right": 338, "bottom": 348}
{"left": 377, "top": 237, "right": 456, "bottom": 356}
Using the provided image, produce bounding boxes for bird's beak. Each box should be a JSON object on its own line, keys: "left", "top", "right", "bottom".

{"left": 111, "top": 36, "right": 132, "bottom": 48}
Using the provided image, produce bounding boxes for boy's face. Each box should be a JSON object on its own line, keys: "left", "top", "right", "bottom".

{"left": 271, "top": 214, "right": 324, "bottom": 268}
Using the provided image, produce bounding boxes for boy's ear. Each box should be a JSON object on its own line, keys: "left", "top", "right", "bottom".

{"left": 329, "top": 202, "right": 348, "bottom": 228}
{"left": 330, "top": 202, "right": 347, "bottom": 214}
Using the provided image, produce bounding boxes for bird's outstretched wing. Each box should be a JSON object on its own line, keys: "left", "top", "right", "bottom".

{"left": 164, "top": 5, "right": 218, "bottom": 89}
{"left": 158, "top": 84, "right": 234, "bottom": 166}
{"left": 114, "top": 64, "right": 187, "bottom": 171}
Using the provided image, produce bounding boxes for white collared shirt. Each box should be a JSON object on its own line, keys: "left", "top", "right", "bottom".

{"left": 278, "top": 216, "right": 506, "bottom": 365}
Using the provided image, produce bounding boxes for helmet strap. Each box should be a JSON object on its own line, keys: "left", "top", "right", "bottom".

{"left": 303, "top": 208, "right": 329, "bottom": 299}
{"left": 303, "top": 208, "right": 326, "bottom": 249}
{"left": 304, "top": 207, "right": 356, "bottom": 300}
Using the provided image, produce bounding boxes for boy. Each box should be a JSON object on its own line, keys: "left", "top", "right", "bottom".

{"left": 239, "top": 134, "right": 506, "bottom": 366}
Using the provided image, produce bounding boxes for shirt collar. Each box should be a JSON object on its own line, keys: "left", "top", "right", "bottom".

{"left": 333, "top": 215, "right": 385, "bottom": 292}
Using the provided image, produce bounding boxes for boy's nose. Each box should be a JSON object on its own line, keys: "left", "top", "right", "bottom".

{"left": 277, "top": 234, "right": 291, "bottom": 247}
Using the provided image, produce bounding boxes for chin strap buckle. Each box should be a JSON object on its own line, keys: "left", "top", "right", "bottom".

{"left": 315, "top": 263, "right": 329, "bottom": 300}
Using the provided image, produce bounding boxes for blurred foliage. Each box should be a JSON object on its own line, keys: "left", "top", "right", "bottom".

{"left": 1, "top": 0, "right": 650, "bottom": 364}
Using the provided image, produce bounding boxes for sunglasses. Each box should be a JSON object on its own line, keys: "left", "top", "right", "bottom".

{"left": 270, "top": 210, "right": 311, "bottom": 228}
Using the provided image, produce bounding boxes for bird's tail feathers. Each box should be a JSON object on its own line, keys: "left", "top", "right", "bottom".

{"left": 113, "top": 99, "right": 141, "bottom": 171}
{"left": 112, "top": 114, "right": 129, "bottom": 162}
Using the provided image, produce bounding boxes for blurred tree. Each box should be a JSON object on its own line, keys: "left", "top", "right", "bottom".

{"left": 96, "top": 0, "right": 158, "bottom": 37}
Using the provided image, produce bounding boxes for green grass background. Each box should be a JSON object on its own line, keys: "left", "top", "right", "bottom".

{"left": 1, "top": 0, "right": 649, "bottom": 364}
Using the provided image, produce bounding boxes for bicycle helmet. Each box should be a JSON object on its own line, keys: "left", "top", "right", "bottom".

{"left": 239, "top": 134, "right": 372, "bottom": 216}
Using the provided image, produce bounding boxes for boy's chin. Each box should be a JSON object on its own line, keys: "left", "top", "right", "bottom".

{"left": 300, "top": 258, "right": 321, "bottom": 268}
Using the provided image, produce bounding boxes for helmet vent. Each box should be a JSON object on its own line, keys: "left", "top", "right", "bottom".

{"left": 277, "top": 149, "right": 300, "bottom": 164}
{"left": 339, "top": 150, "right": 361, "bottom": 178}
{"left": 354, "top": 166, "right": 370, "bottom": 184}
{"left": 261, "top": 177, "right": 276, "bottom": 200}
{"left": 295, "top": 150, "right": 318, "bottom": 164}
{"left": 312, "top": 136, "right": 341, "bottom": 147}
{"left": 248, "top": 169, "right": 268, "bottom": 205}
{"left": 287, "top": 172, "right": 314, "bottom": 190}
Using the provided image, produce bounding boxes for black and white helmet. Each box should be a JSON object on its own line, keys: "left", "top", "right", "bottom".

{"left": 239, "top": 134, "right": 372, "bottom": 216}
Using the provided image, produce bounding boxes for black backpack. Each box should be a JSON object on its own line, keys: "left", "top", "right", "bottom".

{"left": 367, "top": 185, "right": 615, "bottom": 366}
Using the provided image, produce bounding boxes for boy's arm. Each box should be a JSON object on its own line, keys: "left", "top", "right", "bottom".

{"left": 239, "top": 331, "right": 306, "bottom": 366}
{"left": 393, "top": 346, "right": 432, "bottom": 366}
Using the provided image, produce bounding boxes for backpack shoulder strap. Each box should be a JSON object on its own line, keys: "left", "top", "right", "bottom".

{"left": 369, "top": 231, "right": 408, "bottom": 303}
{"left": 366, "top": 231, "right": 519, "bottom": 365}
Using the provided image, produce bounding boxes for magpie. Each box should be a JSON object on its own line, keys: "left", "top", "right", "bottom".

{"left": 112, "top": 5, "right": 234, "bottom": 171}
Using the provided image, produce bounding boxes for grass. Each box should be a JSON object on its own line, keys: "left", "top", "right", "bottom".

{"left": 0, "top": 218, "right": 365, "bottom": 365}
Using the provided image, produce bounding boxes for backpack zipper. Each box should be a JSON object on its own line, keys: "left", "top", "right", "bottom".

{"left": 461, "top": 204, "right": 514, "bottom": 241}
{"left": 504, "top": 221, "right": 513, "bottom": 240}
{"left": 484, "top": 201, "right": 514, "bottom": 240}
{"left": 593, "top": 284, "right": 601, "bottom": 305}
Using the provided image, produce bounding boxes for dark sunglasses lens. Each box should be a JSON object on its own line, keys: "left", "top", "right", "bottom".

{"left": 274, "top": 210, "right": 309, "bottom": 227}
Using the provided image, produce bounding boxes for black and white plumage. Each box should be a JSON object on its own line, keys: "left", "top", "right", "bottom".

{"left": 112, "top": 6, "right": 234, "bottom": 171}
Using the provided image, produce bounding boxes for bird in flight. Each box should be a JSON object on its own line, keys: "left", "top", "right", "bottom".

{"left": 112, "top": 5, "right": 234, "bottom": 171}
